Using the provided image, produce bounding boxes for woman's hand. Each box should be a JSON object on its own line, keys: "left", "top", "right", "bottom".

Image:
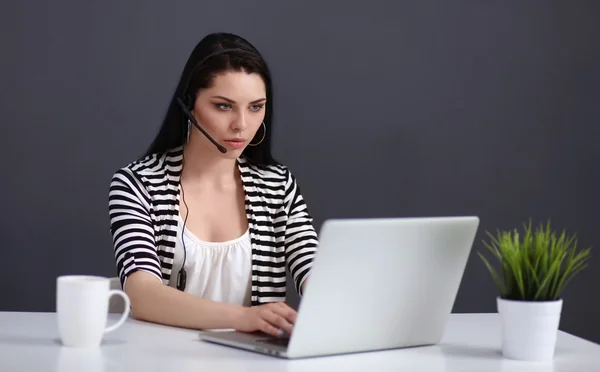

{"left": 235, "top": 302, "right": 297, "bottom": 337}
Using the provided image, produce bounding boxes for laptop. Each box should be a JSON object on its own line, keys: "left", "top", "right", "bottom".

{"left": 199, "top": 216, "right": 480, "bottom": 359}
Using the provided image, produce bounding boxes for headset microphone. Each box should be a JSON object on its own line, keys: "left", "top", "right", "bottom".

{"left": 175, "top": 97, "right": 227, "bottom": 154}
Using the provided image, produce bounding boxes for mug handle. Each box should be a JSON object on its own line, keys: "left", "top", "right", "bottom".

{"left": 104, "top": 290, "right": 131, "bottom": 333}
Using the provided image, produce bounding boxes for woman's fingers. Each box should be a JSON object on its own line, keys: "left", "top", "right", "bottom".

{"left": 273, "top": 302, "right": 298, "bottom": 325}
{"left": 249, "top": 302, "right": 298, "bottom": 337}
{"left": 258, "top": 318, "right": 283, "bottom": 338}
{"left": 262, "top": 309, "right": 294, "bottom": 335}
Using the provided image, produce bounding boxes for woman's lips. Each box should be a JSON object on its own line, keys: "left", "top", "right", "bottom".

{"left": 224, "top": 139, "right": 246, "bottom": 149}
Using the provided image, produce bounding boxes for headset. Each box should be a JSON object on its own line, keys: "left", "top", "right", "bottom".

{"left": 175, "top": 47, "right": 255, "bottom": 291}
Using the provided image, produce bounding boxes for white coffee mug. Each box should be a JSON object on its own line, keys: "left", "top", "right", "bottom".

{"left": 56, "top": 275, "right": 130, "bottom": 348}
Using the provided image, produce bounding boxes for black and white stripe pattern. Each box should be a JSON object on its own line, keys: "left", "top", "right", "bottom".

{"left": 108, "top": 146, "right": 318, "bottom": 305}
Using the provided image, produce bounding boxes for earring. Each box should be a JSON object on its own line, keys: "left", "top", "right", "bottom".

{"left": 249, "top": 122, "right": 266, "bottom": 146}
{"left": 186, "top": 120, "right": 191, "bottom": 143}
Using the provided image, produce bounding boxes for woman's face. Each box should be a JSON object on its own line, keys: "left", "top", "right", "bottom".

{"left": 190, "top": 70, "right": 267, "bottom": 158}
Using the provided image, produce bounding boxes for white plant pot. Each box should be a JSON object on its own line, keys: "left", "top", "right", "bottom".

{"left": 497, "top": 297, "right": 563, "bottom": 361}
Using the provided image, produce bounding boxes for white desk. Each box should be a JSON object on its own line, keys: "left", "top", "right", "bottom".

{"left": 1, "top": 312, "right": 599, "bottom": 371}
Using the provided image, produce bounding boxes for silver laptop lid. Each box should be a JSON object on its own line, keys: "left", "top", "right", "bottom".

{"left": 286, "top": 216, "right": 479, "bottom": 358}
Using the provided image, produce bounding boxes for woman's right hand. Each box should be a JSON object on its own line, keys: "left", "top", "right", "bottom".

{"left": 235, "top": 302, "right": 297, "bottom": 337}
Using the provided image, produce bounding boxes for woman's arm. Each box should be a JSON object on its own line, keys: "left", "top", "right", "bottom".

{"left": 126, "top": 271, "right": 296, "bottom": 335}
{"left": 125, "top": 271, "right": 246, "bottom": 329}
{"left": 283, "top": 170, "right": 319, "bottom": 296}
{"left": 109, "top": 169, "right": 295, "bottom": 335}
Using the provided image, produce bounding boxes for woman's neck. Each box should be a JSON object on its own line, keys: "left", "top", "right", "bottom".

{"left": 181, "top": 143, "right": 239, "bottom": 187}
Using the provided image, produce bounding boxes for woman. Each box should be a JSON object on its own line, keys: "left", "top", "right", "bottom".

{"left": 108, "top": 32, "right": 318, "bottom": 338}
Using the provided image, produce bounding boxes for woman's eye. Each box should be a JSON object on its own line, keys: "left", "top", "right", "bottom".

{"left": 216, "top": 103, "right": 231, "bottom": 111}
{"left": 250, "top": 104, "right": 264, "bottom": 112}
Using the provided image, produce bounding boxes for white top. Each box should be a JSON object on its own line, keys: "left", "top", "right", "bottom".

{"left": 2, "top": 312, "right": 599, "bottom": 371}
{"left": 168, "top": 215, "right": 253, "bottom": 306}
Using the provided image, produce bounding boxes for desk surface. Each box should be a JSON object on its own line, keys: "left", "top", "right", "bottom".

{"left": 0, "top": 312, "right": 599, "bottom": 372}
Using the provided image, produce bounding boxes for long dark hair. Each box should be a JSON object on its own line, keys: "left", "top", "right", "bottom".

{"left": 144, "top": 32, "right": 278, "bottom": 166}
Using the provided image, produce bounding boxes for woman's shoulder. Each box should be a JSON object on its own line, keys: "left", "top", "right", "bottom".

{"left": 239, "top": 157, "right": 293, "bottom": 186}
{"left": 113, "top": 147, "right": 183, "bottom": 179}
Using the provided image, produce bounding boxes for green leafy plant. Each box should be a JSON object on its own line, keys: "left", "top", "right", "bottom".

{"left": 478, "top": 220, "right": 591, "bottom": 301}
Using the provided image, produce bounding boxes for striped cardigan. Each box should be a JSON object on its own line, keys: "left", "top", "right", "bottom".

{"left": 108, "top": 146, "right": 318, "bottom": 305}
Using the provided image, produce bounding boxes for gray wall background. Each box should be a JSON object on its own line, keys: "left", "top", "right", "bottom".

{"left": 2, "top": 1, "right": 599, "bottom": 343}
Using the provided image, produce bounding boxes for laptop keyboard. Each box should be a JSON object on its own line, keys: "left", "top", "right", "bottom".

{"left": 256, "top": 337, "right": 290, "bottom": 347}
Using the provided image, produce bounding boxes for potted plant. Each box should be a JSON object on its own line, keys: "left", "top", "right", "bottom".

{"left": 478, "top": 220, "right": 591, "bottom": 361}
